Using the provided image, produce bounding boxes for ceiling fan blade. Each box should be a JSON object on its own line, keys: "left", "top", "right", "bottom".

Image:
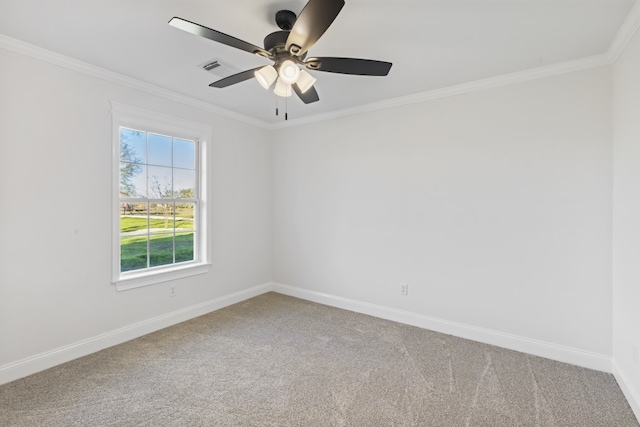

{"left": 285, "top": 0, "right": 345, "bottom": 57}
{"left": 293, "top": 84, "right": 320, "bottom": 104}
{"left": 209, "top": 67, "right": 262, "bottom": 88}
{"left": 169, "top": 17, "right": 272, "bottom": 58}
{"left": 305, "top": 57, "right": 392, "bottom": 76}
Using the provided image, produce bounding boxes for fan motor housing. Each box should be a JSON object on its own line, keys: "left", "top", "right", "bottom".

{"left": 263, "top": 31, "right": 289, "bottom": 52}
{"left": 264, "top": 30, "right": 307, "bottom": 61}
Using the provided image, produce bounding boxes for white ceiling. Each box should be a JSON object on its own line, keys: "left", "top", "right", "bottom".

{"left": 0, "top": 0, "right": 634, "bottom": 124}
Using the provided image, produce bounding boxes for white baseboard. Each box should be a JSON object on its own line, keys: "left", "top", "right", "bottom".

{"left": 1, "top": 282, "right": 615, "bottom": 386}
{"left": 272, "top": 283, "right": 612, "bottom": 373}
{"left": 613, "top": 360, "right": 640, "bottom": 422}
{"left": 0, "top": 282, "right": 272, "bottom": 385}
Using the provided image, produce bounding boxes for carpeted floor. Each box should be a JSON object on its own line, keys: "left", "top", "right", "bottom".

{"left": 0, "top": 292, "right": 637, "bottom": 426}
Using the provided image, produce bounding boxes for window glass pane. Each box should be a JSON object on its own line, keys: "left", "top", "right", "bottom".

{"left": 175, "top": 233, "right": 195, "bottom": 263}
{"left": 148, "top": 166, "right": 173, "bottom": 198}
{"left": 150, "top": 234, "right": 174, "bottom": 267}
{"left": 120, "top": 163, "right": 146, "bottom": 198}
{"left": 174, "top": 169, "right": 196, "bottom": 199}
{"left": 121, "top": 235, "right": 148, "bottom": 272}
{"left": 120, "top": 202, "right": 149, "bottom": 235}
{"left": 149, "top": 202, "right": 175, "bottom": 234}
{"left": 176, "top": 203, "right": 195, "bottom": 231}
{"left": 148, "top": 133, "right": 172, "bottom": 167}
{"left": 120, "top": 128, "right": 146, "bottom": 164}
{"left": 174, "top": 138, "right": 195, "bottom": 169}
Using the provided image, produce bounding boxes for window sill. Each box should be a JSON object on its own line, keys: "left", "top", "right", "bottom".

{"left": 114, "top": 262, "right": 211, "bottom": 292}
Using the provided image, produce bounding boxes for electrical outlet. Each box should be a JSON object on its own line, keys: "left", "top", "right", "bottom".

{"left": 400, "top": 283, "right": 408, "bottom": 296}
{"left": 169, "top": 285, "right": 176, "bottom": 297}
{"left": 633, "top": 344, "right": 639, "bottom": 366}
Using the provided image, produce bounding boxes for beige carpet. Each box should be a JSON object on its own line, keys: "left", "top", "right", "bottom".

{"left": 0, "top": 292, "right": 637, "bottom": 426}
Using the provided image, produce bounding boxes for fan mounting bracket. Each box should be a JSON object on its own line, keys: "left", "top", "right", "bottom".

{"left": 275, "top": 10, "right": 297, "bottom": 31}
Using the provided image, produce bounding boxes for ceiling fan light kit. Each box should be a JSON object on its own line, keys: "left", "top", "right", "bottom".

{"left": 169, "top": 0, "right": 392, "bottom": 118}
{"left": 278, "top": 60, "right": 301, "bottom": 84}
{"left": 255, "top": 65, "right": 278, "bottom": 89}
{"left": 274, "top": 79, "right": 293, "bottom": 98}
{"left": 296, "top": 69, "right": 316, "bottom": 94}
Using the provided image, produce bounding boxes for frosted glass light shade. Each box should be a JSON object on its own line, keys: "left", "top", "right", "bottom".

{"left": 278, "top": 60, "right": 300, "bottom": 84}
{"left": 274, "top": 79, "right": 292, "bottom": 97}
{"left": 255, "top": 65, "right": 277, "bottom": 89}
{"left": 296, "top": 69, "right": 316, "bottom": 93}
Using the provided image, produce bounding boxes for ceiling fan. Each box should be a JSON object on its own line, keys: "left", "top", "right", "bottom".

{"left": 169, "top": 0, "right": 392, "bottom": 110}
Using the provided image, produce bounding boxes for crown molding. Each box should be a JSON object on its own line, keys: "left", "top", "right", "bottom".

{"left": 0, "top": 34, "right": 270, "bottom": 129}
{"left": 608, "top": 0, "right": 640, "bottom": 63}
{"left": 269, "top": 52, "right": 612, "bottom": 130}
{"left": 4, "top": 0, "right": 640, "bottom": 134}
{"left": 270, "top": 0, "right": 640, "bottom": 130}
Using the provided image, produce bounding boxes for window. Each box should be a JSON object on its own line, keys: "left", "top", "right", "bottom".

{"left": 112, "top": 102, "right": 211, "bottom": 290}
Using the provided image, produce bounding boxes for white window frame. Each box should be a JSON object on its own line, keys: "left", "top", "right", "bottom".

{"left": 111, "top": 102, "right": 211, "bottom": 291}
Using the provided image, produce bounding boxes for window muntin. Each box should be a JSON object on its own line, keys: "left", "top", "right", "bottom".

{"left": 112, "top": 102, "right": 211, "bottom": 290}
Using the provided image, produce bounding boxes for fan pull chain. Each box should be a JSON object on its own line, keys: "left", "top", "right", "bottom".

{"left": 275, "top": 95, "right": 279, "bottom": 116}
{"left": 285, "top": 95, "right": 288, "bottom": 121}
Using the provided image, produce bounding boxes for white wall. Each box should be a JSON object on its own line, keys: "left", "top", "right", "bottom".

{"left": 0, "top": 49, "right": 272, "bottom": 370}
{"left": 613, "top": 24, "right": 640, "bottom": 417}
{"left": 273, "top": 67, "right": 613, "bottom": 359}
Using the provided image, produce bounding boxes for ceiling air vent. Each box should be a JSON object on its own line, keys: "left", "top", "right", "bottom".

{"left": 202, "top": 61, "right": 220, "bottom": 71}
{"left": 198, "top": 58, "right": 239, "bottom": 78}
